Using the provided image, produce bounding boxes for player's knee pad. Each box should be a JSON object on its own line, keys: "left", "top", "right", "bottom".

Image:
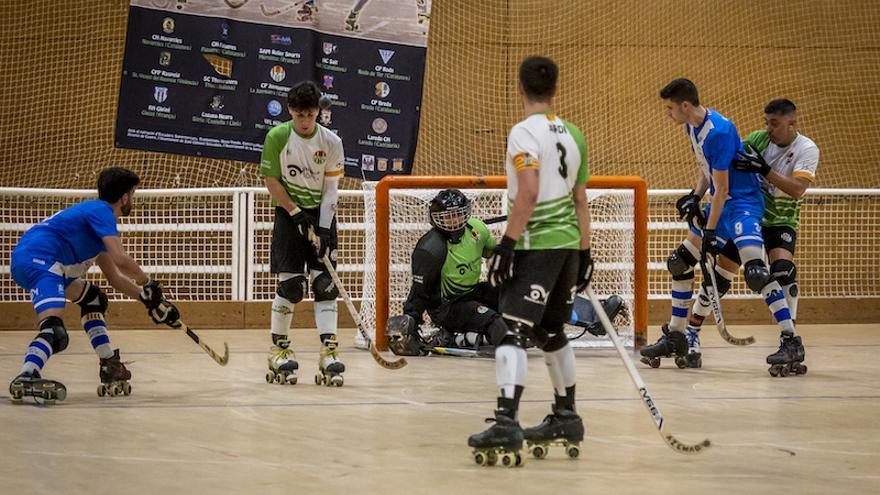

{"left": 38, "top": 316, "right": 69, "bottom": 354}
{"left": 743, "top": 259, "right": 774, "bottom": 293}
{"left": 75, "top": 281, "right": 108, "bottom": 319}
{"left": 276, "top": 275, "right": 306, "bottom": 303}
{"left": 540, "top": 329, "right": 569, "bottom": 353}
{"left": 311, "top": 271, "right": 339, "bottom": 302}
{"left": 386, "top": 314, "right": 422, "bottom": 356}
{"left": 770, "top": 259, "right": 797, "bottom": 286}
{"left": 701, "top": 269, "right": 731, "bottom": 297}
{"left": 667, "top": 244, "right": 698, "bottom": 279}
{"left": 499, "top": 317, "right": 532, "bottom": 349}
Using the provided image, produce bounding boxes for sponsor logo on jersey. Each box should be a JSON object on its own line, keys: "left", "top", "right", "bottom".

{"left": 323, "top": 42, "right": 337, "bottom": 55}
{"left": 267, "top": 99, "right": 282, "bottom": 116}
{"left": 524, "top": 284, "right": 548, "bottom": 305}
{"left": 154, "top": 86, "right": 168, "bottom": 103}
{"left": 220, "top": 22, "right": 230, "bottom": 40}
{"left": 270, "top": 65, "right": 286, "bottom": 82}
{"left": 159, "top": 51, "right": 171, "bottom": 66}
{"left": 379, "top": 49, "right": 395, "bottom": 64}
{"left": 271, "top": 34, "right": 292, "bottom": 45}
{"left": 313, "top": 150, "right": 327, "bottom": 165}
{"left": 375, "top": 82, "right": 390, "bottom": 98}
{"left": 456, "top": 263, "right": 469, "bottom": 275}
{"left": 361, "top": 154, "right": 375, "bottom": 171}
{"left": 322, "top": 74, "right": 334, "bottom": 90}
{"left": 209, "top": 95, "right": 224, "bottom": 111}
{"left": 786, "top": 151, "right": 794, "bottom": 164}
{"left": 781, "top": 232, "right": 793, "bottom": 243}
{"left": 162, "top": 17, "right": 175, "bottom": 34}
{"left": 372, "top": 117, "right": 388, "bottom": 134}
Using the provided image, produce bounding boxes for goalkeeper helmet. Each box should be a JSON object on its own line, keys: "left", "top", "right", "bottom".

{"left": 429, "top": 189, "right": 471, "bottom": 243}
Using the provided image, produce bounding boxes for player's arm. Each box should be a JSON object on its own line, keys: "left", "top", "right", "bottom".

{"left": 313, "top": 144, "right": 345, "bottom": 258}
{"left": 737, "top": 143, "right": 817, "bottom": 199}
{"left": 96, "top": 252, "right": 141, "bottom": 300}
{"left": 765, "top": 171, "right": 811, "bottom": 199}
{"left": 694, "top": 174, "right": 710, "bottom": 198}
{"left": 101, "top": 235, "right": 149, "bottom": 286}
{"left": 260, "top": 127, "right": 297, "bottom": 213}
{"left": 402, "top": 247, "right": 442, "bottom": 323}
{"left": 706, "top": 168, "right": 728, "bottom": 230}
{"left": 504, "top": 167, "right": 539, "bottom": 242}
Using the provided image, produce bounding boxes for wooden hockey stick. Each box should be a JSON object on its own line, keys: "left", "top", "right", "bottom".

{"left": 483, "top": 215, "right": 507, "bottom": 225}
{"left": 178, "top": 321, "right": 229, "bottom": 366}
{"left": 701, "top": 254, "right": 755, "bottom": 346}
{"left": 586, "top": 287, "right": 711, "bottom": 454}
{"left": 321, "top": 254, "right": 407, "bottom": 370}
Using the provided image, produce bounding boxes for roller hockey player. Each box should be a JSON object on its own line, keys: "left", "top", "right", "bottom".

{"left": 641, "top": 79, "right": 801, "bottom": 374}
{"left": 345, "top": 0, "right": 430, "bottom": 31}
{"left": 260, "top": 80, "right": 346, "bottom": 387}
{"left": 469, "top": 56, "right": 594, "bottom": 466}
{"left": 297, "top": 0, "right": 317, "bottom": 22}
{"left": 8, "top": 167, "right": 181, "bottom": 404}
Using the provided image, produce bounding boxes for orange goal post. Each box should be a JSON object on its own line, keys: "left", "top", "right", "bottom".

{"left": 361, "top": 175, "right": 648, "bottom": 351}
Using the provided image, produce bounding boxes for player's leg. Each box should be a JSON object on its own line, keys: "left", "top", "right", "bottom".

{"left": 524, "top": 250, "right": 583, "bottom": 459}
{"left": 308, "top": 218, "right": 343, "bottom": 386}
{"left": 345, "top": 0, "right": 371, "bottom": 31}
{"left": 266, "top": 207, "right": 306, "bottom": 385}
{"left": 683, "top": 244, "right": 739, "bottom": 367}
{"left": 765, "top": 225, "right": 799, "bottom": 324}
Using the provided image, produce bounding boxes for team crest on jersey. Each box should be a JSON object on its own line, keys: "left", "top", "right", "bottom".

{"left": 786, "top": 151, "right": 795, "bottom": 163}
{"left": 471, "top": 229, "right": 479, "bottom": 239}
{"left": 313, "top": 150, "right": 327, "bottom": 165}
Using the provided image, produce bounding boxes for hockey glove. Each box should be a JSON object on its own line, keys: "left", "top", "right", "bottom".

{"left": 149, "top": 300, "right": 181, "bottom": 328}
{"left": 487, "top": 236, "right": 516, "bottom": 288}
{"left": 576, "top": 248, "right": 594, "bottom": 292}
{"left": 311, "top": 226, "right": 336, "bottom": 260}
{"left": 701, "top": 229, "right": 718, "bottom": 258}
{"left": 734, "top": 144, "right": 772, "bottom": 176}
{"left": 139, "top": 279, "right": 163, "bottom": 310}
{"left": 289, "top": 206, "right": 316, "bottom": 238}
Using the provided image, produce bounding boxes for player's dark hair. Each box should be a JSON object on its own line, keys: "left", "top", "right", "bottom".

{"left": 764, "top": 98, "right": 797, "bottom": 115}
{"left": 287, "top": 80, "right": 321, "bottom": 110}
{"left": 519, "top": 56, "right": 558, "bottom": 102}
{"left": 660, "top": 78, "right": 700, "bottom": 106}
{"left": 98, "top": 167, "right": 140, "bottom": 203}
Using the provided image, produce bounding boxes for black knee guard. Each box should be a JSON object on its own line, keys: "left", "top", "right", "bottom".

{"left": 771, "top": 259, "right": 797, "bottom": 286}
{"left": 38, "top": 316, "right": 69, "bottom": 354}
{"left": 743, "top": 259, "right": 774, "bottom": 293}
{"left": 75, "top": 281, "right": 109, "bottom": 319}
{"left": 667, "top": 244, "right": 698, "bottom": 280}
{"left": 541, "top": 329, "right": 569, "bottom": 353}
{"left": 311, "top": 271, "right": 339, "bottom": 302}
{"left": 499, "top": 318, "right": 531, "bottom": 348}
{"left": 276, "top": 275, "right": 306, "bottom": 303}
{"left": 702, "top": 268, "right": 731, "bottom": 296}
{"left": 484, "top": 315, "right": 511, "bottom": 347}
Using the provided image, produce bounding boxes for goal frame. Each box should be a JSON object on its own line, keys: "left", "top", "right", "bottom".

{"left": 374, "top": 175, "right": 648, "bottom": 350}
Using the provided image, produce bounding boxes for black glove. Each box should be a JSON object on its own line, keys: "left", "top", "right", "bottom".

{"left": 675, "top": 190, "right": 706, "bottom": 230}
{"left": 149, "top": 300, "right": 181, "bottom": 328}
{"left": 139, "top": 279, "right": 163, "bottom": 310}
{"left": 311, "top": 226, "right": 336, "bottom": 260}
{"left": 576, "top": 248, "right": 594, "bottom": 292}
{"left": 289, "top": 206, "right": 316, "bottom": 238}
{"left": 735, "top": 144, "right": 772, "bottom": 176}
{"left": 701, "top": 229, "right": 718, "bottom": 258}
{"left": 487, "top": 236, "right": 516, "bottom": 288}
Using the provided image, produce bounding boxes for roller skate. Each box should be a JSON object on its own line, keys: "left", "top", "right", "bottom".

{"left": 296, "top": 2, "right": 315, "bottom": 22}
{"left": 344, "top": 11, "right": 359, "bottom": 31}
{"left": 684, "top": 326, "right": 702, "bottom": 368}
{"left": 9, "top": 370, "right": 67, "bottom": 405}
{"left": 468, "top": 410, "right": 525, "bottom": 467}
{"left": 767, "top": 334, "right": 807, "bottom": 377}
{"left": 639, "top": 323, "right": 688, "bottom": 369}
{"left": 524, "top": 406, "right": 584, "bottom": 460}
{"left": 315, "top": 335, "right": 345, "bottom": 387}
{"left": 416, "top": 0, "right": 430, "bottom": 23}
{"left": 266, "top": 337, "right": 299, "bottom": 385}
{"left": 98, "top": 349, "right": 132, "bottom": 397}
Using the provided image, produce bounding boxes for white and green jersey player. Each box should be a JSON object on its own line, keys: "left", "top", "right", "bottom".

{"left": 469, "top": 56, "right": 594, "bottom": 462}
{"left": 259, "top": 81, "right": 346, "bottom": 387}
{"left": 735, "top": 98, "right": 820, "bottom": 323}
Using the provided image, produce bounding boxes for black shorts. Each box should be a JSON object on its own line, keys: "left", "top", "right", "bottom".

{"left": 498, "top": 249, "right": 579, "bottom": 333}
{"left": 270, "top": 206, "right": 337, "bottom": 274}
{"left": 431, "top": 283, "right": 504, "bottom": 341}
{"left": 763, "top": 225, "right": 797, "bottom": 255}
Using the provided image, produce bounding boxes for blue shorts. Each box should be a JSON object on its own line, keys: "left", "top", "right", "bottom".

{"left": 689, "top": 203, "right": 765, "bottom": 251}
{"left": 10, "top": 250, "right": 75, "bottom": 314}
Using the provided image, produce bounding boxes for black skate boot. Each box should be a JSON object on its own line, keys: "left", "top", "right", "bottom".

{"left": 344, "top": 11, "right": 359, "bottom": 31}
{"left": 685, "top": 326, "right": 702, "bottom": 368}
{"left": 98, "top": 349, "right": 132, "bottom": 397}
{"left": 468, "top": 410, "right": 525, "bottom": 467}
{"left": 639, "top": 323, "right": 688, "bottom": 369}
{"left": 9, "top": 370, "right": 67, "bottom": 405}
{"left": 524, "top": 406, "right": 584, "bottom": 459}
{"left": 767, "top": 334, "right": 807, "bottom": 377}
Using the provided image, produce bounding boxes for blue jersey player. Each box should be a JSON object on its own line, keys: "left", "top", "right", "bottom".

{"left": 640, "top": 79, "right": 804, "bottom": 375}
{"left": 8, "top": 167, "right": 182, "bottom": 404}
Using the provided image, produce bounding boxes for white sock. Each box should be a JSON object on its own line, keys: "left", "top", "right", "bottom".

{"left": 544, "top": 343, "right": 576, "bottom": 397}
{"left": 271, "top": 295, "right": 295, "bottom": 339}
{"left": 495, "top": 345, "right": 527, "bottom": 399}
{"left": 314, "top": 300, "right": 338, "bottom": 337}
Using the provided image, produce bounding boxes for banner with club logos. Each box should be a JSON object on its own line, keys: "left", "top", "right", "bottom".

{"left": 115, "top": 0, "right": 431, "bottom": 179}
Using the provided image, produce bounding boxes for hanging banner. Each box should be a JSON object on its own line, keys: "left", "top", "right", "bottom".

{"left": 115, "top": 0, "right": 430, "bottom": 179}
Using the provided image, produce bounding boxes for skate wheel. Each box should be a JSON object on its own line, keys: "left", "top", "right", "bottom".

{"left": 314, "top": 373, "right": 322, "bottom": 385}
{"left": 501, "top": 453, "right": 513, "bottom": 467}
{"left": 780, "top": 366, "right": 790, "bottom": 377}
{"left": 55, "top": 387, "right": 66, "bottom": 402}
{"left": 566, "top": 444, "right": 580, "bottom": 459}
{"left": 11, "top": 397, "right": 22, "bottom": 405}
{"left": 97, "top": 385, "right": 106, "bottom": 397}
{"left": 265, "top": 371, "right": 275, "bottom": 384}
{"left": 531, "top": 445, "right": 547, "bottom": 459}
{"left": 331, "top": 376, "right": 343, "bottom": 387}
{"left": 674, "top": 357, "right": 688, "bottom": 369}
{"left": 486, "top": 451, "right": 497, "bottom": 466}
{"left": 514, "top": 453, "right": 523, "bottom": 467}
{"left": 287, "top": 375, "right": 298, "bottom": 385}
{"left": 798, "top": 364, "right": 808, "bottom": 375}
{"left": 768, "top": 365, "right": 780, "bottom": 377}
{"left": 473, "top": 452, "right": 487, "bottom": 466}
{"left": 122, "top": 382, "right": 131, "bottom": 396}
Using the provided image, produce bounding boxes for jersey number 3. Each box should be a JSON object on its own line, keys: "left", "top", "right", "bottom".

{"left": 556, "top": 143, "right": 568, "bottom": 179}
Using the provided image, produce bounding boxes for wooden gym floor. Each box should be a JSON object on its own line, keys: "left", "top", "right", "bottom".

{"left": 0, "top": 324, "right": 878, "bottom": 495}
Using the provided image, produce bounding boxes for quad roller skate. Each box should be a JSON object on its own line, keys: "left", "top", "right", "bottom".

{"left": 344, "top": 11, "right": 359, "bottom": 31}
{"left": 266, "top": 337, "right": 299, "bottom": 385}
{"left": 315, "top": 335, "right": 345, "bottom": 387}
{"left": 684, "top": 326, "right": 702, "bottom": 368}
{"left": 639, "top": 323, "right": 689, "bottom": 369}
{"left": 524, "top": 406, "right": 584, "bottom": 460}
{"left": 417, "top": 0, "right": 429, "bottom": 23}
{"left": 296, "top": 2, "right": 316, "bottom": 22}
{"left": 767, "top": 334, "right": 807, "bottom": 377}
{"left": 468, "top": 411, "right": 525, "bottom": 468}
{"left": 98, "top": 349, "right": 132, "bottom": 397}
{"left": 9, "top": 370, "right": 67, "bottom": 405}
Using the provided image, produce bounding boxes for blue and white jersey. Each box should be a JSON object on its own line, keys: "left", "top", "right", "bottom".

{"left": 686, "top": 108, "right": 762, "bottom": 209}
{"left": 13, "top": 200, "right": 118, "bottom": 278}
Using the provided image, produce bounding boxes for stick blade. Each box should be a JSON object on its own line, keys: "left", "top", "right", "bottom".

{"left": 663, "top": 434, "right": 712, "bottom": 454}
{"left": 370, "top": 344, "right": 408, "bottom": 369}
{"left": 215, "top": 342, "right": 230, "bottom": 366}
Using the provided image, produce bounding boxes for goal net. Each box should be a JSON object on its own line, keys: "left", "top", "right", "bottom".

{"left": 358, "top": 176, "right": 648, "bottom": 350}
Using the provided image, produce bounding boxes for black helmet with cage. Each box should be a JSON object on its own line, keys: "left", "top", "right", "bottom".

{"left": 428, "top": 189, "right": 471, "bottom": 243}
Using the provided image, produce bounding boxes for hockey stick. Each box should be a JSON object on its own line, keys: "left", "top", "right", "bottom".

{"left": 320, "top": 254, "right": 407, "bottom": 370}
{"left": 483, "top": 215, "right": 507, "bottom": 225}
{"left": 701, "top": 254, "right": 755, "bottom": 346}
{"left": 586, "top": 287, "right": 711, "bottom": 454}
{"left": 429, "top": 346, "right": 495, "bottom": 358}
{"left": 178, "top": 321, "right": 229, "bottom": 366}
